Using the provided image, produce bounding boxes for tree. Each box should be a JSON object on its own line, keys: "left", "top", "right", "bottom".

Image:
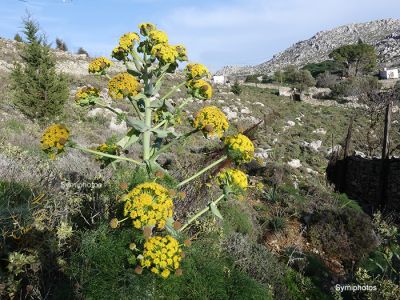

{"left": 55, "top": 37, "right": 68, "bottom": 51}
{"left": 11, "top": 17, "right": 69, "bottom": 124}
{"left": 281, "top": 66, "right": 316, "bottom": 92}
{"left": 302, "top": 60, "right": 342, "bottom": 77}
{"left": 273, "top": 70, "right": 284, "bottom": 84}
{"left": 329, "top": 41, "right": 377, "bottom": 77}
{"left": 230, "top": 80, "right": 242, "bottom": 95}
{"left": 316, "top": 71, "right": 338, "bottom": 89}
{"left": 77, "top": 47, "right": 89, "bottom": 57}
{"left": 14, "top": 33, "right": 23, "bottom": 42}
{"left": 245, "top": 74, "right": 260, "bottom": 83}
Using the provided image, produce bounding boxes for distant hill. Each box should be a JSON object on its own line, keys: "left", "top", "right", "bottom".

{"left": 217, "top": 19, "right": 400, "bottom": 76}
{"left": 0, "top": 37, "right": 124, "bottom": 77}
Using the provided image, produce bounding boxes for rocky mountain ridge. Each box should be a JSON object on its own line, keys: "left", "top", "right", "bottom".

{"left": 217, "top": 19, "right": 400, "bottom": 76}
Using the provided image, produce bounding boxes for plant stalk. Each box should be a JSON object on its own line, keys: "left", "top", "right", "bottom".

{"left": 179, "top": 194, "right": 225, "bottom": 232}
{"left": 72, "top": 144, "right": 142, "bottom": 165}
{"left": 177, "top": 155, "right": 227, "bottom": 188}
{"left": 143, "top": 97, "right": 152, "bottom": 161}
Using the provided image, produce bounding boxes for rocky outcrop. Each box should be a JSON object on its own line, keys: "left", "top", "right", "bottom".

{"left": 217, "top": 19, "right": 400, "bottom": 76}
{"left": 0, "top": 38, "right": 124, "bottom": 77}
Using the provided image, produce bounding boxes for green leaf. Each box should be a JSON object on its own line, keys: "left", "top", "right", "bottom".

{"left": 117, "top": 128, "right": 140, "bottom": 148}
{"left": 165, "top": 217, "right": 179, "bottom": 238}
{"left": 151, "top": 128, "right": 179, "bottom": 139}
{"left": 210, "top": 202, "right": 223, "bottom": 220}
{"left": 126, "top": 118, "right": 149, "bottom": 132}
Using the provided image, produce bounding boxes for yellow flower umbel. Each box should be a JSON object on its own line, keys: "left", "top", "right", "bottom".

{"left": 108, "top": 72, "right": 141, "bottom": 100}
{"left": 186, "top": 79, "right": 213, "bottom": 100}
{"left": 148, "top": 30, "right": 168, "bottom": 44}
{"left": 40, "top": 124, "right": 70, "bottom": 159}
{"left": 224, "top": 133, "right": 255, "bottom": 164}
{"left": 151, "top": 44, "right": 178, "bottom": 64}
{"left": 75, "top": 86, "right": 100, "bottom": 106}
{"left": 174, "top": 45, "right": 188, "bottom": 62}
{"left": 185, "top": 63, "right": 210, "bottom": 80}
{"left": 139, "top": 23, "right": 157, "bottom": 36}
{"left": 88, "top": 57, "right": 112, "bottom": 74}
{"left": 119, "top": 32, "right": 140, "bottom": 51}
{"left": 216, "top": 168, "right": 248, "bottom": 193}
{"left": 123, "top": 182, "right": 174, "bottom": 229}
{"left": 95, "top": 143, "right": 121, "bottom": 166}
{"left": 140, "top": 235, "right": 182, "bottom": 278}
{"left": 193, "top": 106, "right": 229, "bottom": 138}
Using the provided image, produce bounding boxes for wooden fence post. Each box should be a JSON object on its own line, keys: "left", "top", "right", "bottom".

{"left": 382, "top": 101, "right": 392, "bottom": 159}
{"left": 380, "top": 101, "right": 392, "bottom": 210}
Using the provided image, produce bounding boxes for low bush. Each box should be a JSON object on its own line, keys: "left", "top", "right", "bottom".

{"left": 308, "top": 208, "right": 378, "bottom": 263}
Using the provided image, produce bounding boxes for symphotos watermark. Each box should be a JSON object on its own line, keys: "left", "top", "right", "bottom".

{"left": 61, "top": 181, "right": 103, "bottom": 190}
{"left": 335, "top": 284, "right": 377, "bottom": 293}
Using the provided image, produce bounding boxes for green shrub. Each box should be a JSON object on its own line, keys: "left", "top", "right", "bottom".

{"left": 269, "top": 216, "right": 286, "bottom": 232}
{"left": 221, "top": 202, "right": 255, "bottom": 236}
{"left": 11, "top": 17, "right": 68, "bottom": 124}
{"left": 331, "top": 76, "right": 380, "bottom": 99}
{"left": 308, "top": 208, "right": 377, "bottom": 263}
{"left": 302, "top": 60, "right": 342, "bottom": 77}
{"left": 230, "top": 80, "right": 242, "bottom": 95}
{"left": 69, "top": 225, "right": 271, "bottom": 299}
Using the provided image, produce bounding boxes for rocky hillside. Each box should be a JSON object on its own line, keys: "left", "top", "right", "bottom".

{"left": 0, "top": 37, "right": 124, "bottom": 77}
{"left": 217, "top": 18, "right": 400, "bottom": 76}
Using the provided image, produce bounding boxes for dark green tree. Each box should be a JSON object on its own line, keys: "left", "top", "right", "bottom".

{"left": 14, "top": 33, "right": 23, "bottom": 42}
{"left": 230, "top": 80, "right": 242, "bottom": 95}
{"left": 55, "top": 37, "right": 68, "bottom": 51}
{"left": 11, "top": 17, "right": 69, "bottom": 124}
{"left": 281, "top": 66, "right": 316, "bottom": 91}
{"left": 77, "top": 47, "right": 89, "bottom": 57}
{"left": 329, "top": 42, "right": 377, "bottom": 77}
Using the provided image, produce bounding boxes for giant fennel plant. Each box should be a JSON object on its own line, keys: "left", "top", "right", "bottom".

{"left": 40, "top": 23, "right": 255, "bottom": 279}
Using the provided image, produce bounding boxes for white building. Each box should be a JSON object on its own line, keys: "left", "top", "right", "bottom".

{"left": 380, "top": 68, "right": 399, "bottom": 80}
{"left": 212, "top": 75, "right": 226, "bottom": 84}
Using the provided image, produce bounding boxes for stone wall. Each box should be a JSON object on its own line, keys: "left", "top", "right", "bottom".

{"left": 326, "top": 156, "right": 400, "bottom": 215}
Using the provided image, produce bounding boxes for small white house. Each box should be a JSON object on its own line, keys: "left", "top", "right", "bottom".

{"left": 212, "top": 75, "right": 226, "bottom": 84}
{"left": 380, "top": 68, "right": 399, "bottom": 80}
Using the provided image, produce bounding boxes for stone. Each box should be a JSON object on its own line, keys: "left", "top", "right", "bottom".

{"left": 288, "top": 159, "right": 302, "bottom": 169}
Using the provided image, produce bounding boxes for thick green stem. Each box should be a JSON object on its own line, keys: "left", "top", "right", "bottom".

{"left": 179, "top": 194, "right": 225, "bottom": 232}
{"left": 177, "top": 155, "right": 227, "bottom": 188}
{"left": 72, "top": 144, "right": 142, "bottom": 165}
{"left": 143, "top": 97, "right": 152, "bottom": 161}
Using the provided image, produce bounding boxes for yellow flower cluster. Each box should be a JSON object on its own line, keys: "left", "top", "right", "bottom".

{"left": 108, "top": 72, "right": 141, "bottom": 100}
{"left": 119, "top": 32, "right": 140, "bottom": 51}
{"left": 75, "top": 86, "right": 100, "bottom": 106}
{"left": 216, "top": 168, "right": 248, "bottom": 192}
{"left": 185, "top": 63, "right": 210, "bottom": 80}
{"left": 174, "top": 45, "right": 188, "bottom": 62}
{"left": 40, "top": 124, "right": 70, "bottom": 159}
{"left": 88, "top": 57, "right": 112, "bottom": 74}
{"left": 224, "top": 133, "right": 255, "bottom": 163}
{"left": 148, "top": 30, "right": 168, "bottom": 44}
{"left": 193, "top": 106, "right": 229, "bottom": 138}
{"left": 140, "top": 235, "right": 182, "bottom": 278}
{"left": 123, "top": 182, "right": 173, "bottom": 229}
{"left": 151, "top": 44, "right": 178, "bottom": 64}
{"left": 139, "top": 23, "right": 156, "bottom": 36}
{"left": 186, "top": 79, "right": 213, "bottom": 100}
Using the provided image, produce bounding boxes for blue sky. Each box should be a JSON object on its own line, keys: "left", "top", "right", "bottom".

{"left": 1, "top": 0, "right": 400, "bottom": 72}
